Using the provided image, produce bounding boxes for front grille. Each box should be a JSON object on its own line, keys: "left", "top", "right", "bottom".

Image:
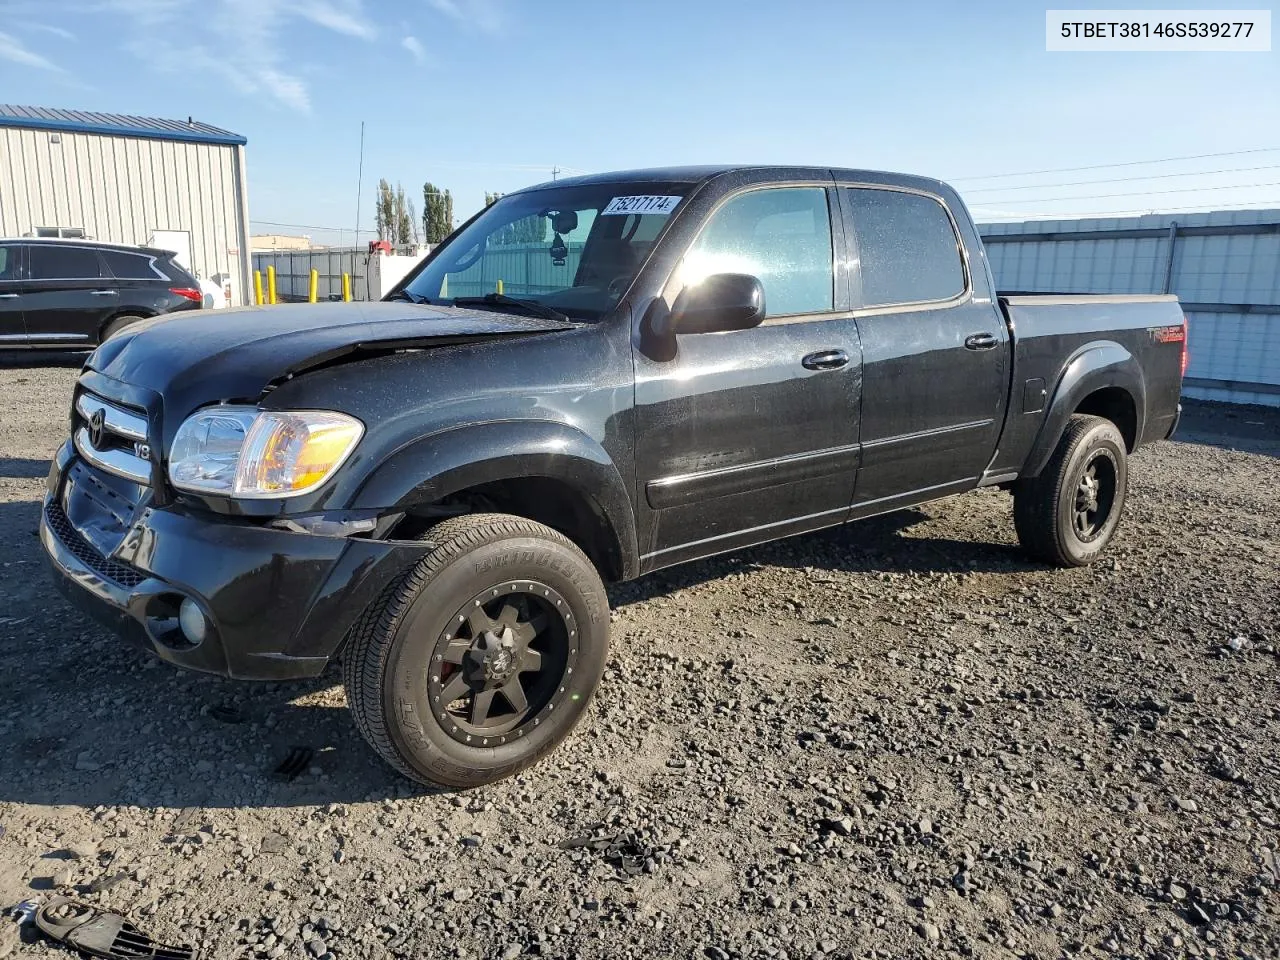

{"left": 44, "top": 499, "right": 147, "bottom": 589}
{"left": 73, "top": 389, "right": 153, "bottom": 485}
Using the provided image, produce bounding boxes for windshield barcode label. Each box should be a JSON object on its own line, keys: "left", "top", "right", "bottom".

{"left": 601, "top": 195, "right": 682, "bottom": 216}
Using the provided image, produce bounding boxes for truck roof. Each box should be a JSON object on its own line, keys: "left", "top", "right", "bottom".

{"left": 519, "top": 165, "right": 955, "bottom": 197}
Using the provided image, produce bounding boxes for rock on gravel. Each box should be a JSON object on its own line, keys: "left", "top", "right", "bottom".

{"left": 1, "top": 368, "right": 1278, "bottom": 959}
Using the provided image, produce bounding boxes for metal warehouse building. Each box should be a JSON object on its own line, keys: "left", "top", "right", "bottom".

{"left": 981, "top": 210, "right": 1280, "bottom": 408}
{"left": 0, "top": 104, "right": 251, "bottom": 305}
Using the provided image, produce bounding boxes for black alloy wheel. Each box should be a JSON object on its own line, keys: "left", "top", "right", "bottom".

{"left": 429, "top": 582, "right": 575, "bottom": 747}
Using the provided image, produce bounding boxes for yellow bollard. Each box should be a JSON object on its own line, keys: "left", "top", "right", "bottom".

{"left": 309, "top": 268, "right": 319, "bottom": 304}
{"left": 267, "top": 265, "right": 277, "bottom": 305}
{"left": 342, "top": 272, "right": 352, "bottom": 302}
{"left": 253, "top": 270, "right": 264, "bottom": 306}
{"left": 496, "top": 278, "right": 504, "bottom": 295}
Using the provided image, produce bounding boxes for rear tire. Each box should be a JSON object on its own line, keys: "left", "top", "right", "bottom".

{"left": 101, "top": 315, "right": 146, "bottom": 342}
{"left": 342, "top": 513, "right": 610, "bottom": 788}
{"left": 1013, "top": 414, "right": 1128, "bottom": 567}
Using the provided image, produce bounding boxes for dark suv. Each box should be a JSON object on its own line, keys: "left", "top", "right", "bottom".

{"left": 0, "top": 238, "right": 203, "bottom": 348}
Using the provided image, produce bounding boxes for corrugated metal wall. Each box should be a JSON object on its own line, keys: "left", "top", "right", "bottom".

{"left": 980, "top": 210, "right": 1280, "bottom": 407}
{"left": 0, "top": 125, "right": 250, "bottom": 303}
{"left": 252, "top": 247, "right": 370, "bottom": 302}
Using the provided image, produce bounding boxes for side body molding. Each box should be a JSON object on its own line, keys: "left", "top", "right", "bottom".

{"left": 352, "top": 419, "right": 639, "bottom": 580}
{"left": 1022, "top": 340, "right": 1146, "bottom": 478}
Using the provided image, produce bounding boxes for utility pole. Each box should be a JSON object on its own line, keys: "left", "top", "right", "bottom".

{"left": 353, "top": 121, "right": 365, "bottom": 249}
{"left": 551, "top": 166, "right": 560, "bottom": 181}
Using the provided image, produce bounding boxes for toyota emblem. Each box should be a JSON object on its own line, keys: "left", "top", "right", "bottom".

{"left": 88, "top": 408, "right": 106, "bottom": 450}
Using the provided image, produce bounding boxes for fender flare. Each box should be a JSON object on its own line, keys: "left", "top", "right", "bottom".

{"left": 353, "top": 419, "right": 639, "bottom": 580}
{"left": 1022, "top": 341, "right": 1146, "bottom": 478}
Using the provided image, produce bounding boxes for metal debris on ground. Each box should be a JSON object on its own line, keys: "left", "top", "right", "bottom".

{"left": 273, "top": 746, "right": 314, "bottom": 781}
{"left": 559, "top": 825, "right": 652, "bottom": 876}
{"left": 34, "top": 897, "right": 196, "bottom": 959}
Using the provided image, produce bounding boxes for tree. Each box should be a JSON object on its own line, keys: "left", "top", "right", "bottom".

{"left": 374, "top": 179, "right": 396, "bottom": 243}
{"left": 375, "top": 180, "right": 419, "bottom": 246}
{"left": 423, "top": 182, "right": 454, "bottom": 244}
{"left": 405, "top": 198, "right": 419, "bottom": 245}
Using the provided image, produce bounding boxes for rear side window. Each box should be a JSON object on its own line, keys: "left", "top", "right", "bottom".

{"left": 682, "top": 187, "right": 834, "bottom": 318}
{"left": 29, "top": 245, "right": 104, "bottom": 281}
{"left": 843, "top": 188, "right": 965, "bottom": 308}
{"left": 0, "top": 245, "right": 19, "bottom": 281}
{"left": 101, "top": 250, "right": 161, "bottom": 280}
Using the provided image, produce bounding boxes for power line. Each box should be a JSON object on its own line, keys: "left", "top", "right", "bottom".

{"left": 973, "top": 179, "right": 1280, "bottom": 205}
{"left": 251, "top": 219, "right": 378, "bottom": 234}
{"left": 963, "top": 163, "right": 1280, "bottom": 194}
{"left": 950, "top": 146, "right": 1280, "bottom": 183}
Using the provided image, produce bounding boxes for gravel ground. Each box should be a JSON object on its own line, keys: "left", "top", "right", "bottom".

{"left": 0, "top": 360, "right": 1277, "bottom": 960}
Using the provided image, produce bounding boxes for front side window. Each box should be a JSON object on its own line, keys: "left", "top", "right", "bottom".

{"left": 29, "top": 245, "right": 103, "bottom": 281}
{"left": 679, "top": 187, "right": 834, "bottom": 318}
{"left": 402, "top": 183, "right": 689, "bottom": 321}
{"left": 843, "top": 188, "right": 965, "bottom": 308}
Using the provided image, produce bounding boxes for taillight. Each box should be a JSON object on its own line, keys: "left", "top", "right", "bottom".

{"left": 170, "top": 287, "right": 202, "bottom": 303}
{"left": 1180, "top": 315, "right": 1189, "bottom": 377}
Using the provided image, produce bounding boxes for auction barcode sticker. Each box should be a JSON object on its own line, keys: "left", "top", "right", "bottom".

{"left": 1047, "top": 10, "right": 1271, "bottom": 51}
{"left": 601, "top": 196, "right": 682, "bottom": 216}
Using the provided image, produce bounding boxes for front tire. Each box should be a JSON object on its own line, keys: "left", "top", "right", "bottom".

{"left": 342, "top": 513, "right": 610, "bottom": 788}
{"left": 1013, "top": 414, "right": 1129, "bottom": 567}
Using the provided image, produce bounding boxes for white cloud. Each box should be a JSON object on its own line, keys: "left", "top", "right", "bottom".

{"left": 106, "top": 0, "right": 377, "bottom": 113}
{"left": 402, "top": 35, "right": 425, "bottom": 63}
{"left": 426, "top": 0, "right": 502, "bottom": 34}
{"left": 290, "top": 0, "right": 376, "bottom": 40}
{"left": 22, "top": 23, "right": 77, "bottom": 41}
{"left": 0, "top": 30, "right": 63, "bottom": 71}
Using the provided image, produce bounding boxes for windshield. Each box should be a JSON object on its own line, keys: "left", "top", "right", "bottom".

{"left": 400, "top": 183, "right": 690, "bottom": 321}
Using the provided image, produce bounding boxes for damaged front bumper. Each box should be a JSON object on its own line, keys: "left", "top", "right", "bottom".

{"left": 40, "top": 442, "right": 427, "bottom": 680}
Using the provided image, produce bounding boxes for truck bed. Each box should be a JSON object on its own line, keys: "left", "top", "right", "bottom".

{"left": 985, "top": 293, "right": 1185, "bottom": 478}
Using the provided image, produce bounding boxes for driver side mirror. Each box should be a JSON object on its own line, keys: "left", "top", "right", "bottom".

{"left": 667, "top": 273, "right": 765, "bottom": 335}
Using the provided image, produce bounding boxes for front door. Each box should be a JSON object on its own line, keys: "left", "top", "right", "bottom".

{"left": 0, "top": 243, "right": 25, "bottom": 342}
{"left": 22, "top": 243, "right": 113, "bottom": 345}
{"left": 634, "top": 183, "right": 862, "bottom": 571}
{"left": 839, "top": 186, "right": 1008, "bottom": 515}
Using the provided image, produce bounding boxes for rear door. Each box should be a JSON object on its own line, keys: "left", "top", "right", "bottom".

{"left": 22, "top": 244, "right": 113, "bottom": 344}
{"left": 633, "top": 182, "right": 863, "bottom": 570}
{"left": 839, "top": 185, "right": 1008, "bottom": 515}
{"left": 0, "top": 243, "right": 25, "bottom": 341}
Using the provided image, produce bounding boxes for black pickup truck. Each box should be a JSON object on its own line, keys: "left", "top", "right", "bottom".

{"left": 41, "top": 165, "right": 1185, "bottom": 787}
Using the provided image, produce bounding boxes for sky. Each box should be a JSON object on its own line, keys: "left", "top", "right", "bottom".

{"left": 1, "top": 0, "right": 1278, "bottom": 245}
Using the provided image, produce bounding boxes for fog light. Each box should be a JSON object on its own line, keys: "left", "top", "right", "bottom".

{"left": 178, "top": 598, "right": 208, "bottom": 645}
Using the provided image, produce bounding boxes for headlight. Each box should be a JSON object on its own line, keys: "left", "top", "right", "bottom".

{"left": 169, "top": 406, "right": 364, "bottom": 498}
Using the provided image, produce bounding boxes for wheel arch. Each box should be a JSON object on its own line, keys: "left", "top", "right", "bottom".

{"left": 1022, "top": 341, "right": 1145, "bottom": 478}
{"left": 353, "top": 420, "right": 639, "bottom": 582}
{"left": 97, "top": 309, "right": 155, "bottom": 342}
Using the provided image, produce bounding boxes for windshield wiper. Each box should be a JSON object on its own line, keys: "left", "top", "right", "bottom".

{"left": 451, "top": 293, "right": 570, "bottom": 323}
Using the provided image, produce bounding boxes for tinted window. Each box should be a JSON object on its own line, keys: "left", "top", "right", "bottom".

{"left": 102, "top": 250, "right": 159, "bottom": 280}
{"left": 844, "top": 188, "right": 965, "bottom": 307}
{"left": 0, "top": 245, "right": 19, "bottom": 281}
{"left": 29, "top": 245, "right": 103, "bottom": 281}
{"left": 682, "top": 187, "right": 833, "bottom": 317}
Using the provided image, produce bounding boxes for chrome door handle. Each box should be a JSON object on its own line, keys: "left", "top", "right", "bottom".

{"left": 91, "top": 289, "right": 118, "bottom": 296}
{"left": 964, "top": 332, "right": 998, "bottom": 350}
{"left": 0, "top": 293, "right": 18, "bottom": 299}
{"left": 802, "top": 349, "right": 850, "bottom": 371}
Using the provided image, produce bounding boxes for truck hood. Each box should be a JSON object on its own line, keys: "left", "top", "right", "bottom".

{"left": 87, "top": 300, "right": 578, "bottom": 410}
